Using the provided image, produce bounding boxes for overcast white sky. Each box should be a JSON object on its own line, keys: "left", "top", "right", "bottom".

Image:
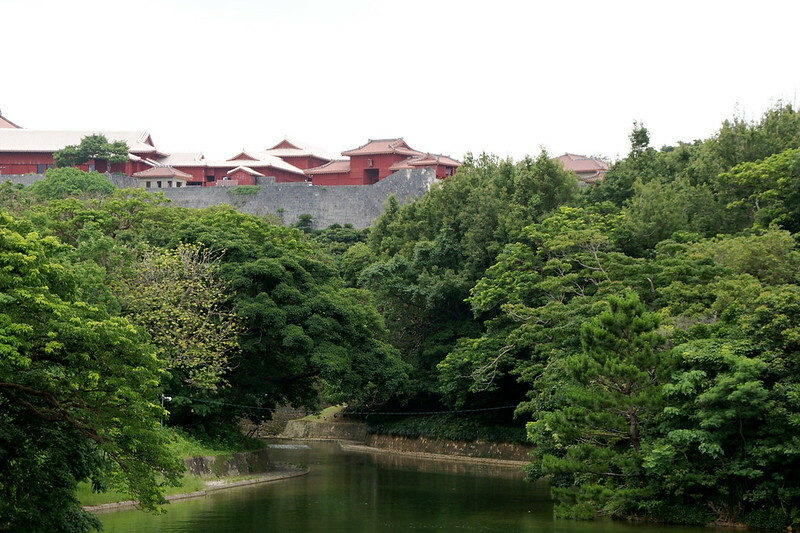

{"left": 3, "top": 0, "right": 798, "bottom": 162}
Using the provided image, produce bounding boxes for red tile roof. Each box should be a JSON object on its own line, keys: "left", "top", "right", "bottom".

{"left": 389, "top": 153, "right": 461, "bottom": 171}
{"left": 133, "top": 166, "right": 192, "bottom": 179}
{"left": 264, "top": 138, "right": 336, "bottom": 161}
{"left": 556, "top": 153, "right": 609, "bottom": 173}
{"left": 341, "top": 138, "right": 421, "bottom": 157}
{"left": 209, "top": 153, "right": 306, "bottom": 175}
{"left": 0, "top": 112, "right": 21, "bottom": 129}
{"left": 305, "top": 160, "right": 351, "bottom": 175}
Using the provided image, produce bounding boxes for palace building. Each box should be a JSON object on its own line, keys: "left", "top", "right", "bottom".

{"left": 0, "top": 111, "right": 460, "bottom": 187}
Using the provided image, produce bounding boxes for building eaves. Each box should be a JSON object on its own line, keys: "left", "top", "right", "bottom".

{"left": 305, "top": 160, "right": 351, "bottom": 175}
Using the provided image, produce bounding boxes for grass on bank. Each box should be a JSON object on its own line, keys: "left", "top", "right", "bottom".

{"left": 302, "top": 404, "right": 346, "bottom": 422}
{"left": 77, "top": 475, "right": 208, "bottom": 507}
{"left": 78, "top": 427, "right": 267, "bottom": 507}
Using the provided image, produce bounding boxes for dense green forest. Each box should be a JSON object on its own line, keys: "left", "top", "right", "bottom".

{"left": 354, "top": 104, "right": 800, "bottom": 529}
{"left": 2, "top": 104, "right": 800, "bottom": 530}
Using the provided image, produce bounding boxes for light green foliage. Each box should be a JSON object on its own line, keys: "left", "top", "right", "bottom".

{"left": 0, "top": 181, "right": 30, "bottom": 215}
{"left": 590, "top": 104, "right": 800, "bottom": 234}
{"left": 227, "top": 185, "right": 261, "bottom": 195}
{"left": 53, "top": 133, "right": 129, "bottom": 168}
{"left": 687, "top": 228, "right": 800, "bottom": 285}
{"left": 717, "top": 147, "right": 800, "bottom": 232}
{"left": 27, "top": 167, "right": 116, "bottom": 200}
{"left": 619, "top": 178, "right": 722, "bottom": 254}
{"left": 0, "top": 213, "right": 182, "bottom": 532}
{"left": 117, "top": 243, "right": 240, "bottom": 391}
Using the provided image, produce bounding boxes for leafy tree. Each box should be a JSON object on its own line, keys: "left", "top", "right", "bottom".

{"left": 293, "top": 213, "right": 315, "bottom": 234}
{"left": 27, "top": 167, "right": 115, "bottom": 200}
{"left": 0, "top": 213, "right": 182, "bottom": 532}
{"left": 363, "top": 151, "right": 578, "bottom": 411}
{"left": 53, "top": 134, "right": 129, "bottom": 168}
{"left": 527, "top": 291, "right": 668, "bottom": 519}
{"left": 143, "top": 206, "right": 410, "bottom": 429}
{"left": 117, "top": 243, "right": 240, "bottom": 391}
{"left": 619, "top": 177, "right": 724, "bottom": 255}
{"left": 716, "top": 147, "right": 800, "bottom": 232}
{"left": 686, "top": 228, "right": 800, "bottom": 285}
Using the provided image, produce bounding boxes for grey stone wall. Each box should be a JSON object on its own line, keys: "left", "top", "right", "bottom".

{"left": 157, "top": 168, "right": 436, "bottom": 229}
{"left": 2, "top": 174, "right": 41, "bottom": 187}
{"left": 2, "top": 168, "right": 436, "bottom": 229}
{"left": 2, "top": 172, "right": 139, "bottom": 189}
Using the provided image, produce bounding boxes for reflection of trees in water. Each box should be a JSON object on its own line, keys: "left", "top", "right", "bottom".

{"left": 361, "top": 450, "right": 526, "bottom": 480}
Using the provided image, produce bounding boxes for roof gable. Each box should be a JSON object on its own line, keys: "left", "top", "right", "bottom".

{"left": 268, "top": 139, "right": 301, "bottom": 150}
{"left": 0, "top": 112, "right": 22, "bottom": 129}
{"left": 207, "top": 152, "right": 306, "bottom": 175}
{"left": 341, "top": 138, "right": 421, "bottom": 157}
{"left": 264, "top": 138, "right": 336, "bottom": 161}
{"left": 228, "top": 151, "right": 259, "bottom": 161}
{"left": 227, "top": 166, "right": 265, "bottom": 177}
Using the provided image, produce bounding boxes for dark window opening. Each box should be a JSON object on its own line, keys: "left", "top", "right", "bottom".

{"left": 364, "top": 168, "right": 379, "bottom": 183}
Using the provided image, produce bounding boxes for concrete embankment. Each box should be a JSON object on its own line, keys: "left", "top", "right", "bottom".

{"left": 281, "top": 419, "right": 367, "bottom": 441}
{"left": 280, "top": 419, "right": 531, "bottom": 465}
{"left": 84, "top": 448, "right": 308, "bottom": 513}
{"left": 84, "top": 469, "right": 308, "bottom": 513}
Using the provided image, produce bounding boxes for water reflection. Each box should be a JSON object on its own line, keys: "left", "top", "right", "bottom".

{"left": 99, "top": 440, "right": 717, "bottom": 533}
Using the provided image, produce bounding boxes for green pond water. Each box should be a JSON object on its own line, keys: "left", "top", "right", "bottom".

{"left": 98, "top": 440, "right": 721, "bottom": 533}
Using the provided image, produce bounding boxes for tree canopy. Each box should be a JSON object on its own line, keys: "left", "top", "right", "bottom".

{"left": 3, "top": 102, "right": 800, "bottom": 530}
{"left": 0, "top": 214, "right": 182, "bottom": 531}
{"left": 53, "top": 134, "right": 129, "bottom": 168}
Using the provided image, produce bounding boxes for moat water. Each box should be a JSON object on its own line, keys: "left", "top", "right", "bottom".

{"left": 99, "top": 440, "right": 719, "bottom": 533}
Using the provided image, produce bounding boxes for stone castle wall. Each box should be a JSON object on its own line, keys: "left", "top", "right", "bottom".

{"left": 2, "top": 168, "right": 436, "bottom": 229}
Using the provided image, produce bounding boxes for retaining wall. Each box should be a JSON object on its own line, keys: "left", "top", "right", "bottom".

{"left": 280, "top": 419, "right": 368, "bottom": 441}
{"left": 157, "top": 168, "right": 435, "bottom": 228}
{"left": 365, "top": 434, "right": 532, "bottom": 462}
{"left": 2, "top": 168, "right": 436, "bottom": 229}
{"left": 183, "top": 447, "right": 273, "bottom": 477}
{"left": 279, "top": 419, "right": 532, "bottom": 461}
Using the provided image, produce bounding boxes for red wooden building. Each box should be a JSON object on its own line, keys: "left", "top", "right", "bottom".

{"left": 0, "top": 129, "right": 163, "bottom": 175}
{"left": 132, "top": 165, "right": 192, "bottom": 188}
{"left": 263, "top": 139, "right": 335, "bottom": 171}
{"left": 305, "top": 138, "right": 460, "bottom": 185}
{"left": 555, "top": 153, "right": 609, "bottom": 185}
{"left": 0, "top": 111, "right": 459, "bottom": 187}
